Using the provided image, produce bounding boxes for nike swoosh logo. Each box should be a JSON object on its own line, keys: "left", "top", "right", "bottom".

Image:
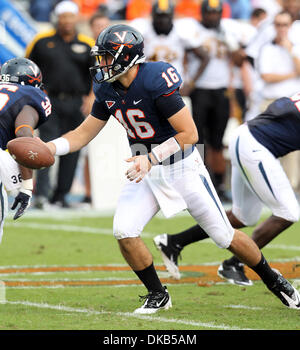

{"left": 252, "top": 150, "right": 261, "bottom": 152}
{"left": 280, "top": 290, "right": 300, "bottom": 309}
{"left": 133, "top": 99, "right": 142, "bottom": 105}
{"left": 156, "top": 296, "right": 168, "bottom": 308}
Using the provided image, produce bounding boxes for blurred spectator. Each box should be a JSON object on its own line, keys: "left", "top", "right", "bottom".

{"left": 89, "top": 10, "right": 110, "bottom": 38}
{"left": 224, "top": 0, "right": 252, "bottom": 19}
{"left": 250, "top": 6, "right": 268, "bottom": 26}
{"left": 26, "top": 0, "right": 95, "bottom": 209}
{"left": 282, "top": 0, "right": 300, "bottom": 21}
{"left": 258, "top": 11, "right": 300, "bottom": 104}
{"left": 243, "top": 7, "right": 268, "bottom": 121}
{"left": 130, "top": 0, "right": 209, "bottom": 93}
{"left": 251, "top": 0, "right": 282, "bottom": 19}
{"left": 29, "top": 0, "right": 57, "bottom": 22}
{"left": 186, "top": 0, "right": 242, "bottom": 202}
{"left": 257, "top": 10, "right": 300, "bottom": 190}
{"left": 78, "top": 10, "right": 110, "bottom": 206}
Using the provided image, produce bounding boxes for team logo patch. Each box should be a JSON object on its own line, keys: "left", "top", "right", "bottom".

{"left": 106, "top": 101, "right": 115, "bottom": 109}
{"left": 71, "top": 44, "right": 88, "bottom": 54}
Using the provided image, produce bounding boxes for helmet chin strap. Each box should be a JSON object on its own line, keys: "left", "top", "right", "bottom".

{"left": 106, "top": 54, "right": 145, "bottom": 83}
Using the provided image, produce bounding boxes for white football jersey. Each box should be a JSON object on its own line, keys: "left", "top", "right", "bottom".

{"left": 130, "top": 17, "right": 202, "bottom": 80}
{"left": 188, "top": 19, "right": 240, "bottom": 89}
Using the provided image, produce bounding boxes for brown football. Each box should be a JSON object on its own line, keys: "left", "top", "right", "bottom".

{"left": 7, "top": 137, "right": 55, "bottom": 169}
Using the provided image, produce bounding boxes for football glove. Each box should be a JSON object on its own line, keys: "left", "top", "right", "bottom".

{"left": 11, "top": 179, "right": 33, "bottom": 220}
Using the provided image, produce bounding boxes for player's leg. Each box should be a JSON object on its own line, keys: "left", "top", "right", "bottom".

{"left": 154, "top": 127, "right": 258, "bottom": 280}
{"left": 173, "top": 149, "right": 300, "bottom": 308}
{"left": 0, "top": 182, "right": 8, "bottom": 244}
{"left": 226, "top": 125, "right": 299, "bottom": 254}
{"left": 113, "top": 180, "right": 171, "bottom": 314}
{"left": 206, "top": 88, "right": 230, "bottom": 202}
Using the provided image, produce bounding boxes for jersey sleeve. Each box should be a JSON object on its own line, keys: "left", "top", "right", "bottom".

{"left": 25, "top": 87, "right": 52, "bottom": 127}
{"left": 90, "top": 84, "right": 111, "bottom": 121}
{"left": 144, "top": 62, "right": 183, "bottom": 100}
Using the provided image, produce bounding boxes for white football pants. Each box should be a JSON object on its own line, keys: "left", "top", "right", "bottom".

{"left": 0, "top": 149, "right": 22, "bottom": 243}
{"left": 230, "top": 124, "right": 300, "bottom": 226}
{"left": 113, "top": 148, "right": 234, "bottom": 249}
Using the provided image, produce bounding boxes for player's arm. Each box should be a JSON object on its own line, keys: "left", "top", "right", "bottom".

{"left": 12, "top": 105, "right": 40, "bottom": 219}
{"left": 47, "top": 114, "right": 107, "bottom": 156}
{"left": 181, "top": 46, "right": 210, "bottom": 95}
{"left": 126, "top": 90, "right": 198, "bottom": 183}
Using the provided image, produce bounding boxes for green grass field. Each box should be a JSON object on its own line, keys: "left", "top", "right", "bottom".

{"left": 0, "top": 207, "right": 300, "bottom": 332}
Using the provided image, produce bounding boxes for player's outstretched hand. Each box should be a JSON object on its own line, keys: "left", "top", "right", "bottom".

{"left": 126, "top": 155, "right": 151, "bottom": 183}
{"left": 11, "top": 189, "right": 32, "bottom": 220}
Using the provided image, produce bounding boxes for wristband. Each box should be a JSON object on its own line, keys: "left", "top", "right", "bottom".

{"left": 151, "top": 137, "right": 181, "bottom": 163}
{"left": 21, "top": 179, "right": 33, "bottom": 191}
{"left": 20, "top": 188, "right": 32, "bottom": 197}
{"left": 51, "top": 137, "right": 70, "bottom": 156}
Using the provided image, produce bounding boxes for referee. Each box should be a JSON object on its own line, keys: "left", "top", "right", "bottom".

{"left": 26, "top": 1, "right": 95, "bottom": 208}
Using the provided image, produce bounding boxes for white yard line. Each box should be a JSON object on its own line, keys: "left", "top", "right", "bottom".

{"left": 224, "top": 304, "right": 264, "bottom": 310}
{"left": 5, "top": 300, "right": 257, "bottom": 330}
{"left": 5, "top": 222, "right": 153, "bottom": 237}
{"left": 5, "top": 222, "right": 300, "bottom": 252}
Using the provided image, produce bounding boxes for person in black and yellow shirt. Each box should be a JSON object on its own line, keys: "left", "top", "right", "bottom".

{"left": 26, "top": 0, "right": 95, "bottom": 208}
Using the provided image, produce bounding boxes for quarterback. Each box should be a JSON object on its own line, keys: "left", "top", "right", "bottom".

{"left": 46, "top": 24, "right": 300, "bottom": 313}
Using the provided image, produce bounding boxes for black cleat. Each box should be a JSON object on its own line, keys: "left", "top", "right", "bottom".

{"left": 134, "top": 286, "right": 172, "bottom": 314}
{"left": 217, "top": 260, "right": 253, "bottom": 286}
{"left": 267, "top": 270, "right": 300, "bottom": 309}
{"left": 153, "top": 234, "right": 181, "bottom": 280}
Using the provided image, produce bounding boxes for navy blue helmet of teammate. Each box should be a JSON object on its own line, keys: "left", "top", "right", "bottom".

{"left": 152, "top": 0, "right": 175, "bottom": 35}
{"left": 89, "top": 24, "right": 146, "bottom": 84}
{"left": 0, "top": 57, "right": 43, "bottom": 88}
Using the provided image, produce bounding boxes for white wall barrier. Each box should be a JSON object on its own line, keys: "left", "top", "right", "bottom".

{"left": 88, "top": 117, "right": 131, "bottom": 211}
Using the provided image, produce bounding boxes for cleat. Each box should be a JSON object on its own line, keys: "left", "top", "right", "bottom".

{"left": 217, "top": 260, "right": 253, "bottom": 286}
{"left": 153, "top": 234, "right": 181, "bottom": 280}
{"left": 267, "top": 270, "right": 300, "bottom": 309}
{"left": 134, "top": 286, "right": 172, "bottom": 314}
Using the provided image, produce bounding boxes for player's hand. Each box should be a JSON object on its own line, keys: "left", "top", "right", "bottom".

{"left": 11, "top": 189, "right": 32, "bottom": 220}
{"left": 125, "top": 155, "right": 152, "bottom": 183}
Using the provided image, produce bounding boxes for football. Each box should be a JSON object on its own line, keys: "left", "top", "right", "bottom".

{"left": 7, "top": 137, "right": 55, "bottom": 169}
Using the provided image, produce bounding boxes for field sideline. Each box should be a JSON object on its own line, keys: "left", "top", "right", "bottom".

{"left": 0, "top": 208, "right": 300, "bottom": 333}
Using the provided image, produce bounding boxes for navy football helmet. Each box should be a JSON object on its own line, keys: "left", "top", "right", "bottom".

{"left": 201, "top": 0, "right": 223, "bottom": 29}
{"left": 152, "top": 0, "right": 175, "bottom": 35}
{"left": 0, "top": 57, "right": 43, "bottom": 88}
{"left": 90, "top": 24, "right": 145, "bottom": 84}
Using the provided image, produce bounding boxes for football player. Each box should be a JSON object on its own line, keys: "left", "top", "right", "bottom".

{"left": 186, "top": 0, "right": 247, "bottom": 201}
{"left": 0, "top": 57, "right": 52, "bottom": 240}
{"left": 130, "top": 0, "right": 210, "bottom": 93}
{"left": 46, "top": 24, "right": 300, "bottom": 313}
{"left": 154, "top": 92, "right": 300, "bottom": 287}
